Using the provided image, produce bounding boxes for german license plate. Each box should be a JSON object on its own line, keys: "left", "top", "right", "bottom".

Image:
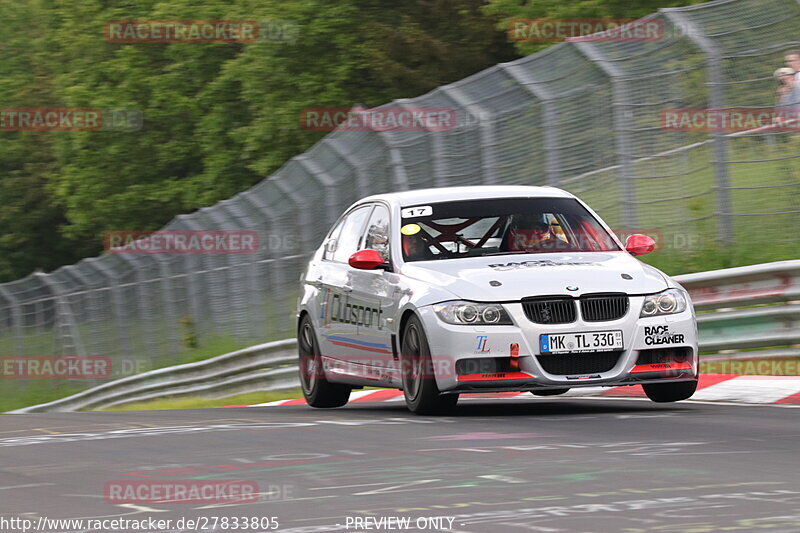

{"left": 540, "top": 330, "right": 623, "bottom": 354}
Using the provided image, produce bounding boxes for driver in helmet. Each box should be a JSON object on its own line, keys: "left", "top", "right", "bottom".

{"left": 507, "top": 215, "right": 568, "bottom": 252}
{"left": 402, "top": 233, "right": 434, "bottom": 261}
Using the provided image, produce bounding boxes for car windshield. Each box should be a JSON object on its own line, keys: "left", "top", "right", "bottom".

{"left": 399, "top": 197, "right": 620, "bottom": 262}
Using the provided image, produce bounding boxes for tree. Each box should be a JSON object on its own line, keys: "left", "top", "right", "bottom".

{"left": 0, "top": 0, "right": 519, "bottom": 281}
{"left": 484, "top": 0, "right": 706, "bottom": 55}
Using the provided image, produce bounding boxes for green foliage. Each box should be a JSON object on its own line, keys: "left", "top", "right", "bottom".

{"left": 483, "top": 0, "right": 708, "bottom": 55}
{"left": 0, "top": 0, "right": 518, "bottom": 281}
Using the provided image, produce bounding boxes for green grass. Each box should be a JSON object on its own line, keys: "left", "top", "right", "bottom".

{"left": 0, "top": 334, "right": 258, "bottom": 413}
{"left": 95, "top": 388, "right": 303, "bottom": 411}
{"left": 0, "top": 381, "right": 89, "bottom": 414}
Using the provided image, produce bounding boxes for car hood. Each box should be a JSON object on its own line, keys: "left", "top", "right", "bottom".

{"left": 400, "top": 252, "right": 669, "bottom": 301}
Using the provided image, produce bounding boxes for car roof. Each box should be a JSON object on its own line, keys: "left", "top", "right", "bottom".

{"left": 357, "top": 185, "right": 575, "bottom": 209}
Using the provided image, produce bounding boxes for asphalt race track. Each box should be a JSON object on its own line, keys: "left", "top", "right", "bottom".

{"left": 1, "top": 398, "right": 799, "bottom": 533}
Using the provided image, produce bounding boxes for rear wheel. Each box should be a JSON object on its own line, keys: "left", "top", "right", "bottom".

{"left": 298, "top": 315, "right": 351, "bottom": 408}
{"left": 401, "top": 316, "right": 458, "bottom": 415}
{"left": 643, "top": 380, "right": 698, "bottom": 402}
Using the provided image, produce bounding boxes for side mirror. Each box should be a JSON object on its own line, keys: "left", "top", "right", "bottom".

{"left": 625, "top": 234, "right": 656, "bottom": 256}
{"left": 348, "top": 249, "right": 388, "bottom": 270}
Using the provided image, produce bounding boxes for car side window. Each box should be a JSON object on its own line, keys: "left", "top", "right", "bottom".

{"left": 361, "top": 204, "right": 390, "bottom": 262}
{"left": 331, "top": 205, "right": 372, "bottom": 263}
{"left": 323, "top": 218, "right": 346, "bottom": 261}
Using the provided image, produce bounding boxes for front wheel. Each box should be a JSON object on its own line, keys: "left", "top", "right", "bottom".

{"left": 642, "top": 380, "right": 698, "bottom": 402}
{"left": 298, "top": 315, "right": 351, "bottom": 408}
{"left": 400, "top": 315, "right": 458, "bottom": 415}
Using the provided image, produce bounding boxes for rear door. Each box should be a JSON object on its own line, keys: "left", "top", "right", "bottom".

{"left": 317, "top": 204, "right": 373, "bottom": 360}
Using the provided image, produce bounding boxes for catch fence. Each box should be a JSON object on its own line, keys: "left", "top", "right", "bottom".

{"left": 1, "top": 0, "right": 799, "bottom": 401}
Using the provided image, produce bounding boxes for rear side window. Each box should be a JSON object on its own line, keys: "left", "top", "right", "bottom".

{"left": 330, "top": 205, "right": 372, "bottom": 263}
{"left": 323, "top": 218, "right": 346, "bottom": 260}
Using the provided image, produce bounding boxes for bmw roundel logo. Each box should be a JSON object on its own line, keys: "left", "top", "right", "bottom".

{"left": 566, "top": 285, "right": 579, "bottom": 291}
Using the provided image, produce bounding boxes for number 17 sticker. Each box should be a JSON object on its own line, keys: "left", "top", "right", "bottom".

{"left": 401, "top": 206, "right": 432, "bottom": 218}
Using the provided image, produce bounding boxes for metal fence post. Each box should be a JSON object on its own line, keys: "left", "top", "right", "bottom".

{"left": 87, "top": 257, "right": 132, "bottom": 360}
{"left": 662, "top": 9, "right": 733, "bottom": 245}
{"left": 0, "top": 285, "right": 25, "bottom": 355}
{"left": 365, "top": 117, "right": 410, "bottom": 191}
{"left": 239, "top": 190, "right": 291, "bottom": 337}
{"left": 196, "top": 207, "right": 249, "bottom": 341}
{"left": 152, "top": 256, "right": 182, "bottom": 357}
{"left": 122, "top": 254, "right": 162, "bottom": 363}
{"left": 572, "top": 41, "right": 637, "bottom": 228}
{"left": 228, "top": 195, "right": 273, "bottom": 341}
{"left": 171, "top": 216, "right": 209, "bottom": 345}
{"left": 393, "top": 99, "right": 449, "bottom": 187}
{"left": 347, "top": 103, "right": 410, "bottom": 191}
{"left": 210, "top": 201, "right": 266, "bottom": 342}
{"left": 33, "top": 271, "right": 85, "bottom": 356}
{"left": 325, "top": 136, "right": 371, "bottom": 193}
{"left": 274, "top": 177, "right": 317, "bottom": 254}
{"left": 498, "top": 63, "right": 562, "bottom": 187}
{"left": 381, "top": 137, "right": 410, "bottom": 190}
{"left": 296, "top": 155, "right": 340, "bottom": 226}
{"left": 439, "top": 84, "right": 499, "bottom": 185}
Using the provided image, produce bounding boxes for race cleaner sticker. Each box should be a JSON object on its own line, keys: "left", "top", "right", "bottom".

{"left": 643, "top": 325, "right": 685, "bottom": 345}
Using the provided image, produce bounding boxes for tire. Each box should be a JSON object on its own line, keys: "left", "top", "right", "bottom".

{"left": 642, "top": 379, "right": 698, "bottom": 402}
{"left": 400, "top": 315, "right": 458, "bottom": 415}
{"left": 531, "top": 388, "right": 570, "bottom": 396}
{"left": 298, "top": 315, "right": 351, "bottom": 408}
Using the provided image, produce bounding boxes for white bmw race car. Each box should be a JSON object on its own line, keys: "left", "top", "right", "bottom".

{"left": 297, "top": 186, "right": 699, "bottom": 414}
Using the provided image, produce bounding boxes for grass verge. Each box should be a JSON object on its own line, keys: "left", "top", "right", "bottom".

{"left": 95, "top": 389, "right": 303, "bottom": 411}
{"left": 0, "top": 335, "right": 265, "bottom": 413}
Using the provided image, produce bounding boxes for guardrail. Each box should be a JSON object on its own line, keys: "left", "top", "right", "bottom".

{"left": 9, "top": 339, "right": 299, "bottom": 414}
{"left": 676, "top": 260, "right": 800, "bottom": 353}
{"left": 10, "top": 260, "right": 800, "bottom": 414}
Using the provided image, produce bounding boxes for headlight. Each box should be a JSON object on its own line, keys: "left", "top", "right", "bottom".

{"left": 434, "top": 301, "right": 513, "bottom": 325}
{"left": 640, "top": 289, "right": 688, "bottom": 318}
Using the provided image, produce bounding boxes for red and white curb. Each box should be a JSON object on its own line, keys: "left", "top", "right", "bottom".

{"left": 245, "top": 374, "right": 800, "bottom": 407}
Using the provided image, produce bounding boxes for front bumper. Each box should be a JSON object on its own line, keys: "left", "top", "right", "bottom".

{"left": 417, "top": 297, "right": 699, "bottom": 393}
